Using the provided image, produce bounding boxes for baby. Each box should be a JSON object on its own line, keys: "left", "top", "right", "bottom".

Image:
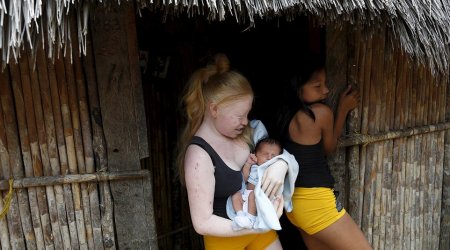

{"left": 231, "top": 138, "right": 283, "bottom": 229}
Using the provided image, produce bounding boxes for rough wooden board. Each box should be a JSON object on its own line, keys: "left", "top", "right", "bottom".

{"left": 90, "top": 2, "right": 157, "bottom": 248}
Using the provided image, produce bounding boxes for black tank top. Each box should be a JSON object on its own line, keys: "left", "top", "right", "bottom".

{"left": 284, "top": 139, "right": 335, "bottom": 188}
{"left": 190, "top": 136, "right": 243, "bottom": 219}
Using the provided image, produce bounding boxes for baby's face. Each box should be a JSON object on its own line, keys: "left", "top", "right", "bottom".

{"left": 255, "top": 143, "right": 281, "bottom": 165}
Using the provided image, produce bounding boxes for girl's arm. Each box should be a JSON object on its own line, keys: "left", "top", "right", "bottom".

{"left": 184, "top": 145, "right": 258, "bottom": 236}
{"left": 320, "top": 85, "right": 359, "bottom": 154}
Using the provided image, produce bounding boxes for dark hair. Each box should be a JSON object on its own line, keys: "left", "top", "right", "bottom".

{"left": 254, "top": 137, "right": 282, "bottom": 155}
{"left": 275, "top": 54, "right": 325, "bottom": 141}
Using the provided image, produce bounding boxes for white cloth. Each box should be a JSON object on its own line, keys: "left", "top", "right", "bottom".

{"left": 226, "top": 120, "right": 299, "bottom": 231}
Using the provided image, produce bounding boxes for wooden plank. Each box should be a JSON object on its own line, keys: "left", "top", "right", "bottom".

{"left": 124, "top": 2, "right": 149, "bottom": 160}
{"left": 84, "top": 29, "right": 115, "bottom": 250}
{"left": 90, "top": 2, "right": 156, "bottom": 248}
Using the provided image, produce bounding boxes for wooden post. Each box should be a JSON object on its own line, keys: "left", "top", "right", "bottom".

{"left": 326, "top": 22, "right": 348, "bottom": 207}
{"left": 90, "top": 2, "right": 157, "bottom": 248}
{"left": 83, "top": 25, "right": 115, "bottom": 250}
{"left": 346, "top": 26, "right": 363, "bottom": 226}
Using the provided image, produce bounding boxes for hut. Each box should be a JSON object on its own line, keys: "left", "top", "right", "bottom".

{"left": 0, "top": 0, "right": 449, "bottom": 249}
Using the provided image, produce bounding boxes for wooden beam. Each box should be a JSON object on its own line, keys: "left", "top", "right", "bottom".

{"left": 338, "top": 122, "right": 450, "bottom": 147}
{"left": 0, "top": 170, "right": 150, "bottom": 190}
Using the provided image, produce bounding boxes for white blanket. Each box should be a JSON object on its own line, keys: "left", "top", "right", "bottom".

{"left": 226, "top": 120, "right": 299, "bottom": 231}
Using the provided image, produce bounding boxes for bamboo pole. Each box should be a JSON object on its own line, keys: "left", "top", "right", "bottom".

{"left": 64, "top": 41, "right": 92, "bottom": 250}
{"left": 423, "top": 70, "right": 433, "bottom": 250}
{"left": 356, "top": 28, "right": 368, "bottom": 231}
{"left": 436, "top": 72, "right": 447, "bottom": 249}
{"left": 20, "top": 47, "right": 56, "bottom": 250}
{"left": 338, "top": 121, "right": 450, "bottom": 147}
{"left": 83, "top": 29, "right": 116, "bottom": 249}
{"left": 69, "top": 12, "right": 104, "bottom": 248}
{"left": 381, "top": 31, "right": 395, "bottom": 249}
{"left": 1, "top": 64, "right": 32, "bottom": 249}
{"left": 43, "top": 49, "right": 73, "bottom": 250}
{"left": 361, "top": 28, "right": 374, "bottom": 243}
{"left": 8, "top": 60, "right": 40, "bottom": 250}
{"left": 424, "top": 70, "right": 436, "bottom": 250}
{"left": 56, "top": 53, "right": 88, "bottom": 250}
{"left": 434, "top": 74, "right": 444, "bottom": 249}
{"left": 31, "top": 44, "right": 66, "bottom": 250}
{"left": 372, "top": 30, "right": 384, "bottom": 249}
{"left": 391, "top": 48, "right": 405, "bottom": 250}
{"left": 49, "top": 55, "right": 79, "bottom": 249}
{"left": 0, "top": 69, "right": 12, "bottom": 250}
{"left": 0, "top": 170, "right": 150, "bottom": 190}
{"left": 417, "top": 65, "right": 426, "bottom": 250}
{"left": 404, "top": 61, "right": 413, "bottom": 250}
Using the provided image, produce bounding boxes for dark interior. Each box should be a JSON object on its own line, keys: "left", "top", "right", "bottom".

{"left": 137, "top": 10, "right": 325, "bottom": 249}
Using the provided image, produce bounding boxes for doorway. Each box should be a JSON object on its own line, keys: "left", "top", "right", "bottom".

{"left": 137, "top": 11, "right": 324, "bottom": 249}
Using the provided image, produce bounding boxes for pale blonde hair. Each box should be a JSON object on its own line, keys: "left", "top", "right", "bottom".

{"left": 177, "top": 54, "right": 254, "bottom": 185}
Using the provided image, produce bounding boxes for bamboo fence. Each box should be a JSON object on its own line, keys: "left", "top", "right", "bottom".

{"left": 341, "top": 26, "right": 449, "bottom": 250}
{"left": 0, "top": 10, "right": 150, "bottom": 249}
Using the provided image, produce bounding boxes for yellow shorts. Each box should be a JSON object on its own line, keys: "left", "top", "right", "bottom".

{"left": 203, "top": 230, "right": 278, "bottom": 250}
{"left": 286, "top": 187, "right": 346, "bottom": 235}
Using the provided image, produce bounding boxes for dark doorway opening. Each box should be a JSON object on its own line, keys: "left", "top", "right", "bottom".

{"left": 137, "top": 11, "right": 325, "bottom": 249}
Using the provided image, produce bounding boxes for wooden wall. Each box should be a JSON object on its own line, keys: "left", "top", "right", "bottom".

{"left": 327, "top": 23, "right": 450, "bottom": 250}
{"left": 0, "top": 2, "right": 157, "bottom": 249}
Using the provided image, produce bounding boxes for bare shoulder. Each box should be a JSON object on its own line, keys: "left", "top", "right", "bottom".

{"left": 310, "top": 103, "right": 333, "bottom": 120}
{"left": 184, "top": 144, "right": 214, "bottom": 180}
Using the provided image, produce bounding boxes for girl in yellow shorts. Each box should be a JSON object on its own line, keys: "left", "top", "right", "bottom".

{"left": 277, "top": 57, "right": 372, "bottom": 249}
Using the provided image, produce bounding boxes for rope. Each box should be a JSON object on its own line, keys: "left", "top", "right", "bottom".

{"left": 0, "top": 179, "right": 14, "bottom": 220}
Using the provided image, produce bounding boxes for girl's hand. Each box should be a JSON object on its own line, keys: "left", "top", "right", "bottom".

{"left": 338, "top": 85, "right": 360, "bottom": 113}
{"left": 261, "top": 160, "right": 288, "bottom": 199}
{"left": 271, "top": 195, "right": 284, "bottom": 218}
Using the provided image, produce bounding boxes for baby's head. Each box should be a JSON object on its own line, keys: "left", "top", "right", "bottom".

{"left": 254, "top": 138, "right": 282, "bottom": 165}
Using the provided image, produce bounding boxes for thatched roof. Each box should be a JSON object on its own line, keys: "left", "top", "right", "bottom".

{"left": 1, "top": 0, "right": 449, "bottom": 74}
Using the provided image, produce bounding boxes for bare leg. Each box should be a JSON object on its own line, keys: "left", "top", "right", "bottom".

{"left": 300, "top": 229, "right": 330, "bottom": 250}
{"left": 310, "top": 213, "right": 372, "bottom": 250}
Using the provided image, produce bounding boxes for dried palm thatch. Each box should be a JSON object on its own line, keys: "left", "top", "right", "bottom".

{"left": 0, "top": 0, "right": 449, "bottom": 74}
